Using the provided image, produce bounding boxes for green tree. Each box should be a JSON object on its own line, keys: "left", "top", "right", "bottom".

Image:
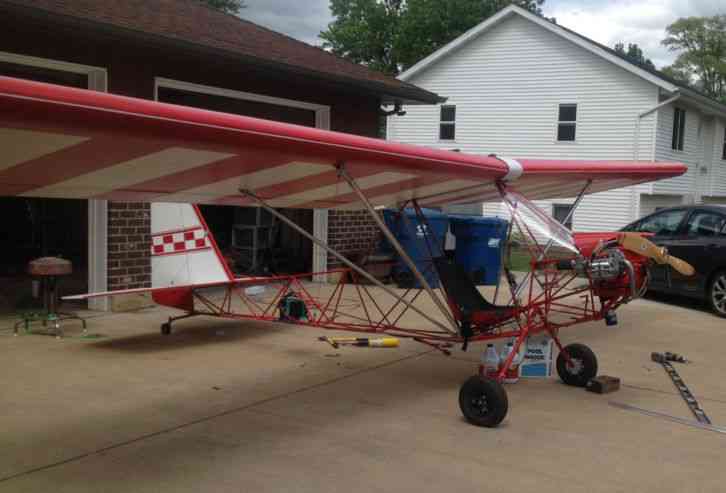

{"left": 662, "top": 15, "right": 726, "bottom": 102}
{"left": 320, "top": 0, "right": 545, "bottom": 75}
{"left": 200, "top": 0, "right": 246, "bottom": 15}
{"left": 613, "top": 42, "right": 656, "bottom": 71}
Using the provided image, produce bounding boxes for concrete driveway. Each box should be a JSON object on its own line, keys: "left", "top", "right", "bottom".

{"left": 0, "top": 293, "right": 724, "bottom": 493}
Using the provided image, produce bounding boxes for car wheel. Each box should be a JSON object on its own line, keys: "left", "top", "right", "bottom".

{"left": 708, "top": 270, "right": 726, "bottom": 318}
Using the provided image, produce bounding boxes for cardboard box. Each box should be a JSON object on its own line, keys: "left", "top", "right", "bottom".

{"left": 519, "top": 335, "right": 554, "bottom": 378}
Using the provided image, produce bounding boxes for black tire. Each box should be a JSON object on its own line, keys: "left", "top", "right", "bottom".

{"left": 707, "top": 270, "right": 726, "bottom": 318}
{"left": 556, "top": 343, "right": 598, "bottom": 387}
{"left": 161, "top": 322, "right": 172, "bottom": 336}
{"left": 458, "top": 376, "right": 508, "bottom": 427}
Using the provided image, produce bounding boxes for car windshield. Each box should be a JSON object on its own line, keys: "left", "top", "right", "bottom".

{"left": 636, "top": 209, "right": 686, "bottom": 236}
{"left": 502, "top": 190, "right": 579, "bottom": 256}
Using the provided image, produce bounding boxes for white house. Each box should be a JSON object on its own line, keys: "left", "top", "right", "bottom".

{"left": 387, "top": 5, "right": 726, "bottom": 230}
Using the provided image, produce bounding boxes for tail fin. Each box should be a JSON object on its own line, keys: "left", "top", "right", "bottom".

{"left": 151, "top": 203, "right": 233, "bottom": 287}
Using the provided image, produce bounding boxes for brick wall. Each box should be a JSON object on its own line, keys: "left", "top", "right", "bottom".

{"left": 107, "top": 203, "right": 151, "bottom": 290}
{"left": 327, "top": 211, "right": 380, "bottom": 269}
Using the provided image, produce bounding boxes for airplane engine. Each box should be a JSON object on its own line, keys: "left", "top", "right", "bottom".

{"left": 558, "top": 243, "right": 646, "bottom": 301}
{"left": 557, "top": 247, "right": 626, "bottom": 281}
{"left": 582, "top": 248, "right": 626, "bottom": 281}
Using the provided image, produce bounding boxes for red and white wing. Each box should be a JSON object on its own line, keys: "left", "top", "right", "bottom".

{"left": 0, "top": 76, "right": 686, "bottom": 208}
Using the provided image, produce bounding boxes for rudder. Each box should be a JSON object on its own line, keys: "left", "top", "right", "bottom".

{"left": 150, "top": 203, "right": 233, "bottom": 288}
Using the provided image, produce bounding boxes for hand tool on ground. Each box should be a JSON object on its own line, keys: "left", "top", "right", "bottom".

{"left": 609, "top": 401, "right": 725, "bottom": 435}
{"left": 651, "top": 351, "right": 709, "bottom": 424}
{"left": 319, "top": 336, "right": 400, "bottom": 349}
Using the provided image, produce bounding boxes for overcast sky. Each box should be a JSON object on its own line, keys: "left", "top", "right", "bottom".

{"left": 242, "top": 0, "right": 725, "bottom": 69}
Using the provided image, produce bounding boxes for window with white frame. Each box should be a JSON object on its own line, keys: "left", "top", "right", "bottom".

{"left": 557, "top": 104, "right": 577, "bottom": 142}
{"left": 672, "top": 107, "right": 686, "bottom": 151}
{"left": 553, "top": 203, "right": 574, "bottom": 230}
{"left": 439, "top": 105, "right": 456, "bottom": 140}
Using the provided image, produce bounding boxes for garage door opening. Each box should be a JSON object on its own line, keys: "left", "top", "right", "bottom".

{"left": 0, "top": 198, "right": 88, "bottom": 314}
{"left": 200, "top": 205, "right": 313, "bottom": 276}
{"left": 157, "top": 81, "right": 322, "bottom": 276}
{"left": 0, "top": 55, "right": 104, "bottom": 314}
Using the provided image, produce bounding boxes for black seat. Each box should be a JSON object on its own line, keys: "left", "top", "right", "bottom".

{"left": 432, "top": 257, "right": 511, "bottom": 317}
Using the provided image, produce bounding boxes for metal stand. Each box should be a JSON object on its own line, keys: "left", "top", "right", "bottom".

{"left": 14, "top": 276, "right": 87, "bottom": 338}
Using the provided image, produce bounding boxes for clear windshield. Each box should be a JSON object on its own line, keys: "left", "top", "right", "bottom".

{"left": 502, "top": 190, "right": 579, "bottom": 256}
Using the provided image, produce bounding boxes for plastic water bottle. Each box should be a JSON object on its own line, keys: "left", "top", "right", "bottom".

{"left": 480, "top": 344, "right": 500, "bottom": 378}
{"left": 506, "top": 345, "right": 522, "bottom": 384}
{"left": 501, "top": 341, "right": 520, "bottom": 384}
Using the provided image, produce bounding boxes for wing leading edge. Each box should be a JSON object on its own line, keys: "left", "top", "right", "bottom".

{"left": 0, "top": 76, "right": 686, "bottom": 208}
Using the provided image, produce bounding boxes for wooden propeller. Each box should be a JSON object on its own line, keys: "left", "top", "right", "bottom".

{"left": 617, "top": 233, "right": 695, "bottom": 276}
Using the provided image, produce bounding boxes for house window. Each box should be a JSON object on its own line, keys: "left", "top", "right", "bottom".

{"left": 553, "top": 203, "right": 574, "bottom": 230}
{"left": 439, "top": 105, "right": 456, "bottom": 140}
{"left": 722, "top": 126, "right": 726, "bottom": 160}
{"left": 672, "top": 107, "right": 686, "bottom": 151}
{"left": 557, "top": 104, "right": 577, "bottom": 142}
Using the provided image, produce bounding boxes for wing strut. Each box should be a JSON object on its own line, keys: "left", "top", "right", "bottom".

{"left": 498, "top": 179, "right": 592, "bottom": 303}
{"left": 338, "top": 166, "right": 460, "bottom": 333}
{"left": 238, "top": 189, "right": 458, "bottom": 335}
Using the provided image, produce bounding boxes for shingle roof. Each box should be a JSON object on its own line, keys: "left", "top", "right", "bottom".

{"left": 3, "top": 0, "right": 443, "bottom": 104}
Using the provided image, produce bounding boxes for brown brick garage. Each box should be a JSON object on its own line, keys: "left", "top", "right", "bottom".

{"left": 107, "top": 203, "right": 151, "bottom": 291}
{"left": 327, "top": 211, "right": 380, "bottom": 270}
{"left": 0, "top": 0, "right": 441, "bottom": 303}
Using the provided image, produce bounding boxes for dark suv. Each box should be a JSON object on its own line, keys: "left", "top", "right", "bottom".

{"left": 622, "top": 205, "right": 726, "bottom": 317}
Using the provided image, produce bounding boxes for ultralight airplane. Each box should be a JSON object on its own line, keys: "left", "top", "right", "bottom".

{"left": 0, "top": 76, "right": 693, "bottom": 427}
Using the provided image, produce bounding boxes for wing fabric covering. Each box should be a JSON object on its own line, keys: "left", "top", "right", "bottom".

{"left": 0, "top": 77, "right": 687, "bottom": 209}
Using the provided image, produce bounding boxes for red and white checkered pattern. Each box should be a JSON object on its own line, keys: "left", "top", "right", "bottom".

{"left": 151, "top": 227, "right": 210, "bottom": 256}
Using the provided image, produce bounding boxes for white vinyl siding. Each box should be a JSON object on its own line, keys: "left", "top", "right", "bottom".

{"left": 388, "top": 14, "right": 659, "bottom": 231}
{"left": 653, "top": 102, "right": 700, "bottom": 195}
{"left": 708, "top": 119, "right": 726, "bottom": 197}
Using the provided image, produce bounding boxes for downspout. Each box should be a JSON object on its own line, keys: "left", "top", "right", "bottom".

{"left": 633, "top": 92, "right": 681, "bottom": 161}
{"left": 631, "top": 92, "right": 682, "bottom": 219}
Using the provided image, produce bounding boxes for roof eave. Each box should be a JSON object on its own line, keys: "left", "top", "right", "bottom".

{"left": 677, "top": 88, "right": 726, "bottom": 118}
{"left": 3, "top": 1, "right": 443, "bottom": 106}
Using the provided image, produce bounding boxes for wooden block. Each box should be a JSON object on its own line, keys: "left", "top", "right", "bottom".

{"left": 586, "top": 375, "right": 621, "bottom": 394}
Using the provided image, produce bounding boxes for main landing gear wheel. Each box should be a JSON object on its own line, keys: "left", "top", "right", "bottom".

{"left": 160, "top": 322, "right": 172, "bottom": 336}
{"left": 556, "top": 343, "right": 598, "bottom": 387}
{"left": 459, "top": 376, "right": 508, "bottom": 427}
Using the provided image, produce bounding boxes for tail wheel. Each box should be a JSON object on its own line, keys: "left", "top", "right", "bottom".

{"left": 161, "top": 322, "right": 172, "bottom": 335}
{"left": 458, "top": 376, "right": 508, "bottom": 427}
{"left": 556, "top": 343, "right": 598, "bottom": 387}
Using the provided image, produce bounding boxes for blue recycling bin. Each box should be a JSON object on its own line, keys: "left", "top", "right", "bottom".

{"left": 450, "top": 215, "right": 508, "bottom": 286}
{"left": 382, "top": 208, "right": 448, "bottom": 289}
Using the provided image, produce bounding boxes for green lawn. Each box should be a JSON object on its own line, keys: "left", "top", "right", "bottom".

{"left": 507, "top": 248, "right": 532, "bottom": 272}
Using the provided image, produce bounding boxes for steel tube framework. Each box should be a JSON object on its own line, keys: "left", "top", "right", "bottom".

{"left": 239, "top": 188, "right": 456, "bottom": 335}
{"left": 338, "top": 167, "right": 459, "bottom": 332}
